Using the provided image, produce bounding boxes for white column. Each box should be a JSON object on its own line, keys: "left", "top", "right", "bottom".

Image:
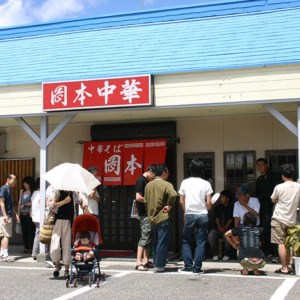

{"left": 39, "top": 116, "right": 48, "bottom": 254}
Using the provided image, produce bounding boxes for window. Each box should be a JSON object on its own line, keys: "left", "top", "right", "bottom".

{"left": 184, "top": 152, "right": 215, "bottom": 190}
{"left": 224, "top": 151, "right": 256, "bottom": 195}
{"left": 265, "top": 149, "right": 298, "bottom": 180}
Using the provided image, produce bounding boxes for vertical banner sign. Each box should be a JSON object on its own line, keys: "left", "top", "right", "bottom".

{"left": 82, "top": 139, "right": 167, "bottom": 186}
{"left": 123, "top": 141, "right": 144, "bottom": 185}
{"left": 144, "top": 140, "right": 167, "bottom": 171}
{"left": 82, "top": 142, "right": 103, "bottom": 182}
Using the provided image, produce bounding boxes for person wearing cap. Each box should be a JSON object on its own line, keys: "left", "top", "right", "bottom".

{"left": 208, "top": 190, "right": 234, "bottom": 261}
{"left": 233, "top": 186, "right": 260, "bottom": 228}
{"left": 178, "top": 158, "right": 213, "bottom": 274}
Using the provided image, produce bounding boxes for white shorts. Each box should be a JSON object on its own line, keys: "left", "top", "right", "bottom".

{"left": 0, "top": 217, "right": 13, "bottom": 238}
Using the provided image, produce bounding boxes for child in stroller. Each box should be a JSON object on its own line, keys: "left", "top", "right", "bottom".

{"left": 73, "top": 231, "right": 96, "bottom": 262}
{"left": 66, "top": 214, "right": 104, "bottom": 288}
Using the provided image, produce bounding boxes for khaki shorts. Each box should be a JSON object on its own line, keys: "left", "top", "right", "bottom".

{"left": 0, "top": 217, "right": 13, "bottom": 238}
{"left": 271, "top": 219, "right": 289, "bottom": 244}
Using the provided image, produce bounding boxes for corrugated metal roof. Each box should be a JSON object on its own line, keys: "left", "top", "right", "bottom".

{"left": 0, "top": 1, "right": 300, "bottom": 86}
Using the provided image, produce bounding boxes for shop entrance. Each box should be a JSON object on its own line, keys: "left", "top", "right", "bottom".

{"left": 91, "top": 122, "right": 177, "bottom": 251}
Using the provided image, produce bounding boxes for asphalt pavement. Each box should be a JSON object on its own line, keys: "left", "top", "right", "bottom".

{"left": 0, "top": 245, "right": 299, "bottom": 300}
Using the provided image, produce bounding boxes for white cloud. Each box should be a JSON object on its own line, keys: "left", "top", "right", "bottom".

{"left": 0, "top": 0, "right": 33, "bottom": 27}
{"left": 0, "top": 0, "right": 98, "bottom": 27}
{"left": 33, "top": 0, "right": 84, "bottom": 22}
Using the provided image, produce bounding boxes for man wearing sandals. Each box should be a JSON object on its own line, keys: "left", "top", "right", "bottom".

{"left": 271, "top": 164, "right": 300, "bottom": 275}
{"left": 0, "top": 174, "right": 20, "bottom": 262}
{"left": 135, "top": 164, "right": 156, "bottom": 271}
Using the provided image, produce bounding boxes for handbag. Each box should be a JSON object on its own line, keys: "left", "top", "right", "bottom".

{"left": 39, "top": 210, "right": 56, "bottom": 245}
{"left": 130, "top": 199, "right": 139, "bottom": 218}
{"left": 15, "top": 222, "right": 22, "bottom": 235}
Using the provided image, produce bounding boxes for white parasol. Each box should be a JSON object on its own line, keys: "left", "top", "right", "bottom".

{"left": 42, "top": 163, "right": 101, "bottom": 193}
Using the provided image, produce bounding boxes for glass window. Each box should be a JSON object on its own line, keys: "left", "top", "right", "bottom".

{"left": 184, "top": 152, "right": 215, "bottom": 190}
{"left": 265, "top": 149, "right": 298, "bottom": 180}
{"left": 224, "top": 151, "right": 256, "bottom": 195}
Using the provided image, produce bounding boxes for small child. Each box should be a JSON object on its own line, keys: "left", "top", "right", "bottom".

{"left": 73, "top": 231, "right": 96, "bottom": 261}
{"left": 225, "top": 212, "right": 265, "bottom": 275}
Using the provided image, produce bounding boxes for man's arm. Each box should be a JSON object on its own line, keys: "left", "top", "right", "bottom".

{"left": 135, "top": 192, "right": 144, "bottom": 203}
{"left": 0, "top": 197, "right": 8, "bottom": 223}
{"left": 179, "top": 195, "right": 185, "bottom": 212}
{"left": 234, "top": 217, "right": 240, "bottom": 228}
{"left": 88, "top": 189, "right": 100, "bottom": 203}
{"left": 206, "top": 194, "right": 212, "bottom": 211}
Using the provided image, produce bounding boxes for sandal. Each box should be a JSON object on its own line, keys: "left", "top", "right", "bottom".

{"left": 253, "top": 270, "right": 264, "bottom": 276}
{"left": 135, "top": 264, "right": 148, "bottom": 271}
{"left": 64, "top": 271, "right": 70, "bottom": 279}
{"left": 274, "top": 268, "right": 290, "bottom": 275}
{"left": 240, "top": 269, "right": 249, "bottom": 275}
{"left": 144, "top": 261, "right": 154, "bottom": 268}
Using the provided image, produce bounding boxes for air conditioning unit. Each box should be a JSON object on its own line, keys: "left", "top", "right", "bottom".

{"left": 0, "top": 133, "right": 8, "bottom": 155}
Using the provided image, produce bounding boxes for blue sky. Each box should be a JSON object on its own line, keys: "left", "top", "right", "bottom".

{"left": 0, "top": 0, "right": 221, "bottom": 28}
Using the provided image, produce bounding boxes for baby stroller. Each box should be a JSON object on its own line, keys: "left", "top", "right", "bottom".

{"left": 66, "top": 214, "right": 105, "bottom": 288}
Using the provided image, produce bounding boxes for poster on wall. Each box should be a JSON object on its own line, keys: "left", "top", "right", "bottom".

{"left": 82, "top": 139, "right": 167, "bottom": 186}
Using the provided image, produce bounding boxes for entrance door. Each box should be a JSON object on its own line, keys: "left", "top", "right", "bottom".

{"left": 0, "top": 158, "right": 35, "bottom": 244}
{"left": 91, "top": 122, "right": 177, "bottom": 251}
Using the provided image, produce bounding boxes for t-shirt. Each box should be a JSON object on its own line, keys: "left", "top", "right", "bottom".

{"left": 215, "top": 203, "right": 233, "bottom": 227}
{"left": 31, "top": 190, "right": 41, "bottom": 223}
{"left": 144, "top": 178, "right": 177, "bottom": 225}
{"left": 271, "top": 181, "right": 300, "bottom": 226}
{"left": 135, "top": 175, "right": 148, "bottom": 217}
{"left": 255, "top": 171, "right": 280, "bottom": 217}
{"left": 0, "top": 184, "right": 13, "bottom": 217}
{"left": 178, "top": 177, "right": 213, "bottom": 215}
{"left": 232, "top": 225, "right": 264, "bottom": 259}
{"left": 78, "top": 190, "right": 100, "bottom": 216}
{"left": 233, "top": 197, "right": 260, "bottom": 226}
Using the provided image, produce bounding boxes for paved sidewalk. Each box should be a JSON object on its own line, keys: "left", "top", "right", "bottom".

{"left": 7, "top": 245, "right": 289, "bottom": 276}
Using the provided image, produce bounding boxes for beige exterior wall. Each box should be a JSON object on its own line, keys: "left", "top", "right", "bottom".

{"left": 177, "top": 113, "right": 297, "bottom": 192}
{"left": 1, "top": 113, "right": 297, "bottom": 192}
{"left": 1, "top": 65, "right": 300, "bottom": 117}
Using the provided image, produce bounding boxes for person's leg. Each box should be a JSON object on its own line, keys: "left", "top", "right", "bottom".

{"left": 60, "top": 220, "right": 71, "bottom": 274}
{"left": 207, "top": 229, "right": 219, "bottom": 258}
{"left": 182, "top": 215, "right": 196, "bottom": 270}
{"left": 50, "top": 220, "right": 62, "bottom": 264}
{"left": 154, "top": 220, "right": 171, "bottom": 270}
{"left": 0, "top": 217, "right": 12, "bottom": 258}
{"left": 278, "top": 244, "right": 289, "bottom": 272}
{"left": 222, "top": 233, "right": 232, "bottom": 257}
{"left": 32, "top": 222, "right": 40, "bottom": 258}
{"left": 20, "top": 214, "right": 30, "bottom": 251}
{"left": 136, "top": 216, "right": 151, "bottom": 270}
{"left": 28, "top": 218, "right": 36, "bottom": 251}
{"left": 193, "top": 214, "right": 209, "bottom": 272}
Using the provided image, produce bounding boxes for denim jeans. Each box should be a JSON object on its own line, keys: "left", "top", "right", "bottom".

{"left": 182, "top": 214, "right": 208, "bottom": 272}
{"left": 152, "top": 219, "right": 171, "bottom": 269}
{"left": 208, "top": 229, "right": 231, "bottom": 257}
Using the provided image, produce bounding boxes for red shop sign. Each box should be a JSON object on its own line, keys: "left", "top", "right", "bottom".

{"left": 43, "top": 75, "right": 152, "bottom": 111}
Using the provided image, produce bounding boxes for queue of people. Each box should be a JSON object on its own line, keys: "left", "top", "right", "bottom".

{"left": 134, "top": 159, "right": 300, "bottom": 276}
{"left": 0, "top": 159, "right": 299, "bottom": 278}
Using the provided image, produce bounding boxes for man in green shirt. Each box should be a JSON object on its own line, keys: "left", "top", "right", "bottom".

{"left": 144, "top": 164, "right": 177, "bottom": 273}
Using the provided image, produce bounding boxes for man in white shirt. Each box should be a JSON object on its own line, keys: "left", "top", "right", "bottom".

{"left": 178, "top": 158, "right": 213, "bottom": 274}
{"left": 271, "top": 164, "right": 300, "bottom": 275}
{"left": 233, "top": 186, "right": 260, "bottom": 228}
